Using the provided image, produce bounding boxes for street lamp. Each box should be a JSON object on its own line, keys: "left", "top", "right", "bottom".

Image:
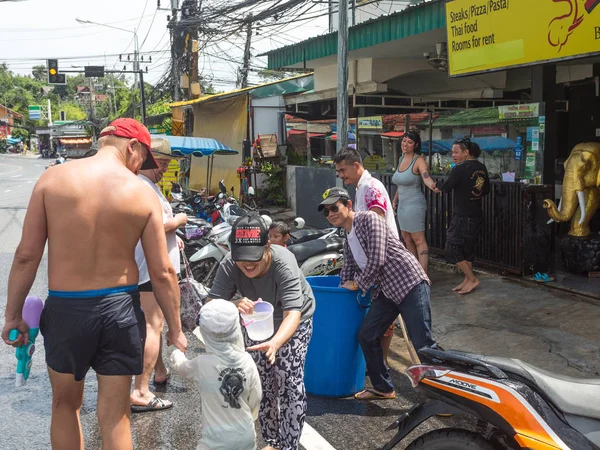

{"left": 75, "top": 17, "right": 140, "bottom": 87}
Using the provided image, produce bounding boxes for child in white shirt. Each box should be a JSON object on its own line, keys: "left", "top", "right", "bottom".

{"left": 171, "top": 299, "right": 262, "bottom": 450}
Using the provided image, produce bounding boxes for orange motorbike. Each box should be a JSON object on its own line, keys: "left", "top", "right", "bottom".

{"left": 382, "top": 348, "right": 600, "bottom": 450}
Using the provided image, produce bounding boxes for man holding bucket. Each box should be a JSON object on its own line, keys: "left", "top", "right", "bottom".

{"left": 207, "top": 212, "right": 315, "bottom": 450}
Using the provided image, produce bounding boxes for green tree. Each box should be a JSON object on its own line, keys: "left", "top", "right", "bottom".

{"left": 32, "top": 65, "right": 47, "bottom": 83}
{"left": 52, "top": 102, "right": 87, "bottom": 121}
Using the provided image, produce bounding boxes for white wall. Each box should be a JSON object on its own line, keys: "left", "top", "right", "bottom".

{"left": 252, "top": 96, "right": 285, "bottom": 140}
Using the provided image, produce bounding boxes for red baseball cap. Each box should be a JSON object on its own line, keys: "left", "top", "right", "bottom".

{"left": 99, "top": 118, "right": 158, "bottom": 169}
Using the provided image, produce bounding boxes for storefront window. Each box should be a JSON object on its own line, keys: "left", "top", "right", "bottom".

{"left": 356, "top": 103, "right": 546, "bottom": 184}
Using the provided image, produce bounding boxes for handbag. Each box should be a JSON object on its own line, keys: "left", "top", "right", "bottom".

{"left": 179, "top": 250, "right": 209, "bottom": 332}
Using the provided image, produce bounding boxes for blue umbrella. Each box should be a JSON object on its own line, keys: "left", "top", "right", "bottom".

{"left": 155, "top": 135, "right": 239, "bottom": 157}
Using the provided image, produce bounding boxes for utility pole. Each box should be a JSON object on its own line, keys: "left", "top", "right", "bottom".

{"left": 188, "top": 0, "right": 201, "bottom": 100}
{"left": 88, "top": 77, "right": 96, "bottom": 121}
{"left": 170, "top": 2, "right": 181, "bottom": 101}
{"left": 336, "top": 0, "right": 349, "bottom": 151}
{"left": 240, "top": 13, "right": 253, "bottom": 89}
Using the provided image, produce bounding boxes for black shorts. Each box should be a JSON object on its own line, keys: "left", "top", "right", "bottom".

{"left": 445, "top": 215, "right": 483, "bottom": 264}
{"left": 139, "top": 280, "right": 153, "bottom": 292}
{"left": 40, "top": 287, "right": 146, "bottom": 381}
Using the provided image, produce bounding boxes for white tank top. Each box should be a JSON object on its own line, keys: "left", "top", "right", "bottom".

{"left": 135, "top": 175, "right": 181, "bottom": 285}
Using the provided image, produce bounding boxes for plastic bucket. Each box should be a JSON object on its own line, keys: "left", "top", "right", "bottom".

{"left": 241, "top": 301, "right": 274, "bottom": 341}
{"left": 304, "top": 276, "right": 369, "bottom": 397}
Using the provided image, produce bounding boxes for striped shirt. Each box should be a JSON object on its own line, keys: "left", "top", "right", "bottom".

{"left": 340, "top": 211, "right": 430, "bottom": 304}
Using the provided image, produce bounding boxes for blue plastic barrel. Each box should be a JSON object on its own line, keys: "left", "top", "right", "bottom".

{"left": 304, "top": 276, "right": 368, "bottom": 397}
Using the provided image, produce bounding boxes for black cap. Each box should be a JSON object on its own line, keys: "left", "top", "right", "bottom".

{"left": 229, "top": 213, "right": 269, "bottom": 262}
{"left": 317, "top": 187, "right": 350, "bottom": 211}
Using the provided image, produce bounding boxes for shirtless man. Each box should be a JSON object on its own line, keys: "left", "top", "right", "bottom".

{"left": 2, "top": 118, "right": 187, "bottom": 450}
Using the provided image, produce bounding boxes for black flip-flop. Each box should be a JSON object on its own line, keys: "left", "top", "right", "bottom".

{"left": 131, "top": 397, "right": 173, "bottom": 413}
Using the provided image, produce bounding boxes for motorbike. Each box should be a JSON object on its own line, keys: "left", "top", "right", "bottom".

{"left": 189, "top": 216, "right": 344, "bottom": 287}
{"left": 381, "top": 347, "right": 600, "bottom": 450}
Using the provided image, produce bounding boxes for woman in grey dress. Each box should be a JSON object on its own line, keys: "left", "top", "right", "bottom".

{"left": 392, "top": 131, "right": 439, "bottom": 272}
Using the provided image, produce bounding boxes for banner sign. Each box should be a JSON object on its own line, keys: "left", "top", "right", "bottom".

{"left": 498, "top": 103, "right": 539, "bottom": 120}
{"left": 446, "top": 0, "right": 600, "bottom": 76}
{"left": 29, "top": 105, "right": 41, "bottom": 120}
{"left": 358, "top": 116, "right": 382, "bottom": 130}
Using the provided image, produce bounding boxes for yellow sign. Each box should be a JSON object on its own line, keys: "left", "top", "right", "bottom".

{"left": 446, "top": 0, "right": 600, "bottom": 76}
{"left": 498, "top": 103, "right": 539, "bottom": 120}
{"left": 363, "top": 155, "right": 387, "bottom": 172}
{"left": 157, "top": 160, "right": 181, "bottom": 200}
{"left": 358, "top": 116, "right": 383, "bottom": 130}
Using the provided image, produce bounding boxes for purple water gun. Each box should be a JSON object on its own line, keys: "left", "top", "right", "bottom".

{"left": 8, "top": 296, "right": 44, "bottom": 387}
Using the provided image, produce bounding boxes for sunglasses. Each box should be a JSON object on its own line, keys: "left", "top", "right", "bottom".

{"left": 454, "top": 136, "right": 472, "bottom": 148}
{"left": 322, "top": 204, "right": 340, "bottom": 217}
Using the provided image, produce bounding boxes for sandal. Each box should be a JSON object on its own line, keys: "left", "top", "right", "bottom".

{"left": 354, "top": 389, "right": 396, "bottom": 400}
{"left": 131, "top": 397, "right": 173, "bottom": 413}
{"left": 153, "top": 368, "right": 171, "bottom": 386}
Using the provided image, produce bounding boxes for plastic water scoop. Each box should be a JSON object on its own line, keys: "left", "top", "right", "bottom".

{"left": 241, "top": 298, "right": 274, "bottom": 341}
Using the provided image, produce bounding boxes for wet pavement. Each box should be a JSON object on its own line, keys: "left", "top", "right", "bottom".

{"left": 1, "top": 155, "right": 599, "bottom": 449}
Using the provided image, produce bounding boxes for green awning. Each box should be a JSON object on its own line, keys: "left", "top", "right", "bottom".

{"left": 262, "top": 0, "right": 445, "bottom": 70}
{"left": 250, "top": 76, "right": 314, "bottom": 99}
{"left": 424, "top": 107, "right": 540, "bottom": 128}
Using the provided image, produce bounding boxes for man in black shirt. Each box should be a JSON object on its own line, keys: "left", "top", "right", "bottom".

{"left": 436, "top": 138, "right": 490, "bottom": 294}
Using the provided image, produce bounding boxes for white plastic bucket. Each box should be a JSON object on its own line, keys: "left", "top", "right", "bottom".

{"left": 241, "top": 300, "right": 274, "bottom": 341}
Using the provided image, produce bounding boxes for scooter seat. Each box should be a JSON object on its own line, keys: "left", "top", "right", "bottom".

{"left": 288, "top": 237, "right": 344, "bottom": 264}
{"left": 467, "top": 354, "right": 600, "bottom": 420}
{"left": 288, "top": 229, "right": 329, "bottom": 245}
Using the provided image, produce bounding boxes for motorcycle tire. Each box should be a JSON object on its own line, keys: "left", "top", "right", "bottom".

{"left": 405, "top": 429, "right": 495, "bottom": 450}
{"left": 191, "top": 258, "right": 218, "bottom": 288}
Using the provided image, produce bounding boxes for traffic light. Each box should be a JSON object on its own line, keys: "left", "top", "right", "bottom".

{"left": 47, "top": 59, "right": 66, "bottom": 85}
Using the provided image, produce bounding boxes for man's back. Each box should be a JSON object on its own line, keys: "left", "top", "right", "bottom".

{"left": 41, "top": 155, "right": 156, "bottom": 291}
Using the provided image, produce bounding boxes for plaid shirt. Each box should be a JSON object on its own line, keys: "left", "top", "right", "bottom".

{"left": 340, "top": 211, "right": 430, "bottom": 305}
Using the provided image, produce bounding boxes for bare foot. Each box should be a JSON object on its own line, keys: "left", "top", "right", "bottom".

{"left": 458, "top": 279, "right": 480, "bottom": 295}
{"left": 452, "top": 279, "right": 467, "bottom": 291}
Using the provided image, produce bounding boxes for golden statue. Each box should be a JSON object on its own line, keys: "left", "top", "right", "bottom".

{"left": 543, "top": 142, "right": 600, "bottom": 237}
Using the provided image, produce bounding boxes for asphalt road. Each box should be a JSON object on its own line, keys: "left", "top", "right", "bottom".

{"left": 0, "top": 154, "right": 439, "bottom": 450}
{"left": 2, "top": 154, "right": 595, "bottom": 450}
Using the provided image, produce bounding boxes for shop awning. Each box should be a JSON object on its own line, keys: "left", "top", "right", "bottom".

{"left": 59, "top": 137, "right": 92, "bottom": 145}
{"left": 288, "top": 129, "right": 306, "bottom": 136}
{"left": 421, "top": 137, "right": 517, "bottom": 154}
{"left": 309, "top": 133, "right": 325, "bottom": 138}
{"left": 328, "top": 132, "right": 356, "bottom": 141}
{"left": 381, "top": 131, "right": 405, "bottom": 139}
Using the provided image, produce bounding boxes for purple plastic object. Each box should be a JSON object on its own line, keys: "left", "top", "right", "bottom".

{"left": 22, "top": 296, "right": 44, "bottom": 328}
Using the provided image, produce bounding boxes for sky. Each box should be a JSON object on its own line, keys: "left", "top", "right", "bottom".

{"left": 0, "top": 0, "right": 330, "bottom": 92}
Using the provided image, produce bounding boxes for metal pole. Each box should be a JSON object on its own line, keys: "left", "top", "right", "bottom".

{"left": 139, "top": 70, "right": 147, "bottom": 125}
{"left": 133, "top": 29, "right": 139, "bottom": 89}
{"left": 241, "top": 14, "right": 253, "bottom": 89}
{"left": 47, "top": 99, "right": 53, "bottom": 155}
{"left": 352, "top": 0, "right": 356, "bottom": 25}
{"left": 428, "top": 111, "right": 433, "bottom": 169}
{"left": 336, "top": 0, "right": 349, "bottom": 151}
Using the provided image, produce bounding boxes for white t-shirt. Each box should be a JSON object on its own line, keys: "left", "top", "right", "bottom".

{"left": 347, "top": 226, "right": 368, "bottom": 270}
{"left": 355, "top": 170, "right": 399, "bottom": 239}
{"left": 135, "top": 175, "right": 180, "bottom": 285}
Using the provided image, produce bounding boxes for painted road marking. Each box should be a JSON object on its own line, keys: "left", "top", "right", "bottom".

{"left": 4, "top": 190, "right": 12, "bottom": 193}
{"left": 300, "top": 423, "right": 337, "bottom": 450}
{"left": 0, "top": 164, "right": 23, "bottom": 176}
{"left": 28, "top": 181, "right": 32, "bottom": 184}
{"left": 11, "top": 174, "right": 22, "bottom": 178}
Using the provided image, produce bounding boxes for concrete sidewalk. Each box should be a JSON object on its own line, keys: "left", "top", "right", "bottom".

{"left": 389, "top": 266, "right": 600, "bottom": 378}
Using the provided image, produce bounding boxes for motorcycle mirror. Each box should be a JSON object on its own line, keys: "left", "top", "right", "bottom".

{"left": 248, "top": 186, "right": 255, "bottom": 196}
{"left": 294, "top": 217, "right": 305, "bottom": 229}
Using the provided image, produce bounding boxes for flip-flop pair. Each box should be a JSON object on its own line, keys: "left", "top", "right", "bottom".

{"left": 354, "top": 389, "right": 396, "bottom": 400}
{"left": 131, "top": 397, "right": 173, "bottom": 413}
{"left": 532, "top": 272, "right": 554, "bottom": 283}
